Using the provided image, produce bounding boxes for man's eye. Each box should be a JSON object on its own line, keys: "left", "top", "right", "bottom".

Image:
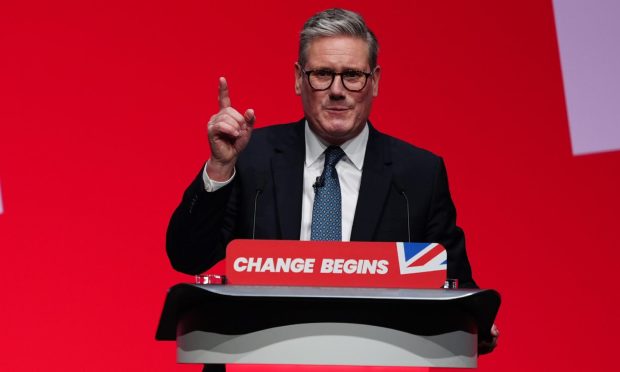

{"left": 314, "top": 70, "right": 334, "bottom": 77}
{"left": 343, "top": 70, "right": 364, "bottom": 79}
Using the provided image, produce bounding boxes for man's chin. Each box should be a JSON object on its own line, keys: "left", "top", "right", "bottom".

{"left": 319, "top": 124, "right": 359, "bottom": 144}
{"left": 320, "top": 116, "right": 354, "bottom": 131}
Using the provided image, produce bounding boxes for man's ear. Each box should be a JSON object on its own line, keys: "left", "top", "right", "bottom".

{"left": 294, "top": 62, "right": 303, "bottom": 96}
{"left": 372, "top": 65, "right": 381, "bottom": 97}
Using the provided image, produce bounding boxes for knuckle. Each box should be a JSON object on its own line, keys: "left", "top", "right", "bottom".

{"left": 218, "top": 116, "right": 235, "bottom": 127}
{"left": 220, "top": 107, "right": 242, "bottom": 120}
{"left": 208, "top": 123, "right": 218, "bottom": 134}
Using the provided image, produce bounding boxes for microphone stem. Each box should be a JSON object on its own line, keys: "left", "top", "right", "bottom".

{"left": 252, "top": 189, "right": 262, "bottom": 239}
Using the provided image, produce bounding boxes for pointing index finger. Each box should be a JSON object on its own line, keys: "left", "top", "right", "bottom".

{"left": 218, "top": 77, "right": 231, "bottom": 109}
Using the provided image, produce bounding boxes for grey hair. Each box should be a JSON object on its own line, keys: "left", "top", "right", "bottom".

{"left": 299, "top": 8, "right": 379, "bottom": 69}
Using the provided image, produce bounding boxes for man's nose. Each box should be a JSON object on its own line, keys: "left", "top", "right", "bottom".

{"left": 329, "top": 75, "right": 346, "bottom": 99}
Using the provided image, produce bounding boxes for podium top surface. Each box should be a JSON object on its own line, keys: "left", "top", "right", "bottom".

{"left": 195, "top": 284, "right": 484, "bottom": 301}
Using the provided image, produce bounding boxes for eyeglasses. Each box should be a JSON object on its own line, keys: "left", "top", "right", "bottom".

{"left": 303, "top": 68, "right": 373, "bottom": 92}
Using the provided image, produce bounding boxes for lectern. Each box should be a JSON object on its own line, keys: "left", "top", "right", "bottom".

{"left": 156, "top": 283, "right": 500, "bottom": 368}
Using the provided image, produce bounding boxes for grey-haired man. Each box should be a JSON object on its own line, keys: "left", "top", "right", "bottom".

{"left": 167, "top": 9, "right": 498, "bottom": 361}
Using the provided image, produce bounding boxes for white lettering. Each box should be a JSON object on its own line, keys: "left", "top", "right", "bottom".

{"left": 320, "top": 258, "right": 334, "bottom": 273}
{"left": 304, "top": 259, "right": 315, "bottom": 273}
{"left": 262, "top": 258, "right": 275, "bottom": 272}
{"left": 377, "top": 260, "right": 389, "bottom": 274}
{"left": 233, "top": 257, "right": 248, "bottom": 272}
{"left": 343, "top": 259, "right": 357, "bottom": 274}
{"left": 275, "top": 258, "right": 291, "bottom": 272}
{"left": 319, "top": 259, "right": 390, "bottom": 275}
{"left": 332, "top": 259, "right": 344, "bottom": 273}
{"left": 247, "top": 257, "right": 262, "bottom": 272}
{"left": 232, "top": 257, "right": 316, "bottom": 273}
{"left": 233, "top": 257, "right": 390, "bottom": 274}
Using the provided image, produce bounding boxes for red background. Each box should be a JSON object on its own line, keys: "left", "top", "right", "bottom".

{"left": 1, "top": 0, "right": 619, "bottom": 370}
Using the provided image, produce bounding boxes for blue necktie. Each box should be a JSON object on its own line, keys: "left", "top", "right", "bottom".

{"left": 311, "top": 146, "right": 346, "bottom": 241}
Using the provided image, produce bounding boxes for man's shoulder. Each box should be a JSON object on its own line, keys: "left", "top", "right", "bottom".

{"left": 371, "top": 126, "right": 443, "bottom": 166}
{"left": 370, "top": 128, "right": 446, "bottom": 187}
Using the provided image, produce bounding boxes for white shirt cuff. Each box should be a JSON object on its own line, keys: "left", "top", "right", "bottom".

{"left": 202, "top": 162, "right": 236, "bottom": 192}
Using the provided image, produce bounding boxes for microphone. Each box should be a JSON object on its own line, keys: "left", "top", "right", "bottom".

{"left": 252, "top": 173, "right": 267, "bottom": 239}
{"left": 313, "top": 174, "right": 325, "bottom": 192}
{"left": 393, "top": 177, "right": 412, "bottom": 242}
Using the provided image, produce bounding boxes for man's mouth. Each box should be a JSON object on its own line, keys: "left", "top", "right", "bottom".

{"left": 324, "top": 106, "right": 350, "bottom": 111}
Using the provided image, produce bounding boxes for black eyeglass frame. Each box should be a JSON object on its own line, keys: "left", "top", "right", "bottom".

{"left": 302, "top": 68, "right": 374, "bottom": 92}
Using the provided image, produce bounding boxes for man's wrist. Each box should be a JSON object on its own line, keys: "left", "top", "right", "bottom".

{"left": 206, "top": 158, "right": 235, "bottom": 181}
{"left": 203, "top": 161, "right": 235, "bottom": 192}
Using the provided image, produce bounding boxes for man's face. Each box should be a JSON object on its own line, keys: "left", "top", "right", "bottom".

{"left": 295, "top": 36, "right": 381, "bottom": 145}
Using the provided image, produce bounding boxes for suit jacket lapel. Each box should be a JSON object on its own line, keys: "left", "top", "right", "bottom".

{"left": 271, "top": 120, "right": 305, "bottom": 240}
{"left": 351, "top": 125, "right": 393, "bottom": 241}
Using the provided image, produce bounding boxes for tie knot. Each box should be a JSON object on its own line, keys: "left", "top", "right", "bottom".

{"left": 324, "top": 146, "right": 345, "bottom": 167}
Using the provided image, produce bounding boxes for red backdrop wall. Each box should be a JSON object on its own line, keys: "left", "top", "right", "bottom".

{"left": 2, "top": 0, "right": 619, "bottom": 370}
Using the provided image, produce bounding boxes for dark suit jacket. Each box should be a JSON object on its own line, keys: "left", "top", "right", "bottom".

{"left": 167, "top": 119, "right": 476, "bottom": 288}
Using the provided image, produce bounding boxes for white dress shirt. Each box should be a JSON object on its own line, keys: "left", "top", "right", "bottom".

{"left": 300, "top": 122, "right": 367, "bottom": 241}
{"left": 203, "top": 121, "right": 369, "bottom": 241}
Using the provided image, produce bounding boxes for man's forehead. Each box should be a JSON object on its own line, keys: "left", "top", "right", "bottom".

{"left": 304, "top": 36, "right": 370, "bottom": 68}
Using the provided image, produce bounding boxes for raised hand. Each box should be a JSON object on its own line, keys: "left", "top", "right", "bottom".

{"left": 206, "top": 77, "right": 255, "bottom": 181}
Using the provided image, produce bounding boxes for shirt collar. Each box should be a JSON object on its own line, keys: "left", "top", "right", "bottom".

{"left": 304, "top": 121, "right": 368, "bottom": 171}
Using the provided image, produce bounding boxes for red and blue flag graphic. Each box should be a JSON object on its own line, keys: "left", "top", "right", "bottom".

{"left": 397, "top": 242, "right": 447, "bottom": 275}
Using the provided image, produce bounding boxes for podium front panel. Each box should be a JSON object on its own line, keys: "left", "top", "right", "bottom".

{"left": 156, "top": 285, "right": 500, "bottom": 368}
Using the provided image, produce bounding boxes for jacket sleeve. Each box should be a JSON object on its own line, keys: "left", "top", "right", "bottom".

{"left": 166, "top": 167, "right": 239, "bottom": 274}
{"left": 425, "top": 158, "right": 477, "bottom": 288}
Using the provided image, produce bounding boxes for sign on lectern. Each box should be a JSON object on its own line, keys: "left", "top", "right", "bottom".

{"left": 226, "top": 239, "right": 448, "bottom": 288}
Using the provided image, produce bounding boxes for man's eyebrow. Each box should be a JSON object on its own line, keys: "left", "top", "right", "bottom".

{"left": 307, "top": 66, "right": 366, "bottom": 71}
{"left": 306, "top": 66, "right": 334, "bottom": 70}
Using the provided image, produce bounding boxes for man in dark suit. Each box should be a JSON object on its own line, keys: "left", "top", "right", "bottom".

{"left": 167, "top": 8, "right": 497, "bottom": 351}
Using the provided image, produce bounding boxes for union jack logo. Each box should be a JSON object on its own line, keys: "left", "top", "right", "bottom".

{"left": 396, "top": 242, "right": 447, "bottom": 274}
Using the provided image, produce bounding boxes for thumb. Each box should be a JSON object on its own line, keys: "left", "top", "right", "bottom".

{"left": 244, "top": 109, "right": 256, "bottom": 127}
